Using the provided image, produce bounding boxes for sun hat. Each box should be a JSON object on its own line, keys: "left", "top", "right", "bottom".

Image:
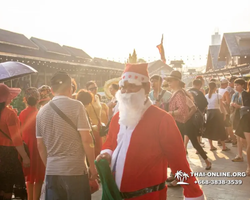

{"left": 0, "top": 83, "right": 21, "bottom": 104}
{"left": 164, "top": 70, "right": 185, "bottom": 85}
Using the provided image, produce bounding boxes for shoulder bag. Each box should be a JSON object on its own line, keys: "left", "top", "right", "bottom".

{"left": 91, "top": 103, "right": 108, "bottom": 137}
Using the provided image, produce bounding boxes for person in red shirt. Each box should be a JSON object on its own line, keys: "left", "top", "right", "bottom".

{"left": 0, "top": 83, "right": 30, "bottom": 200}
{"left": 19, "top": 87, "right": 45, "bottom": 200}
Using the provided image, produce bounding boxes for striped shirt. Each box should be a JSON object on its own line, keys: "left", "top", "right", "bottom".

{"left": 36, "top": 96, "right": 91, "bottom": 175}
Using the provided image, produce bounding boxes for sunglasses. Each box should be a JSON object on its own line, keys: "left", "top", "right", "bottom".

{"left": 88, "top": 87, "right": 98, "bottom": 91}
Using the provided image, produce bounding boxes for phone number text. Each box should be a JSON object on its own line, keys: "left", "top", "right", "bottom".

{"left": 195, "top": 179, "right": 243, "bottom": 185}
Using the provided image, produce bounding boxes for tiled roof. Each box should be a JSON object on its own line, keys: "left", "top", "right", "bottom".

{"left": 62, "top": 45, "right": 92, "bottom": 59}
{"left": 93, "top": 57, "right": 125, "bottom": 70}
{"left": 31, "top": 37, "right": 70, "bottom": 56}
{"left": 0, "top": 29, "right": 38, "bottom": 49}
{"left": 207, "top": 45, "right": 226, "bottom": 71}
{"left": 219, "top": 32, "right": 250, "bottom": 59}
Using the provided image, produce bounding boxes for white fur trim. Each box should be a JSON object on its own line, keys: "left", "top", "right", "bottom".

{"left": 122, "top": 72, "right": 149, "bottom": 83}
{"left": 185, "top": 194, "right": 205, "bottom": 200}
{"left": 100, "top": 149, "right": 113, "bottom": 157}
{"left": 119, "top": 79, "right": 142, "bottom": 86}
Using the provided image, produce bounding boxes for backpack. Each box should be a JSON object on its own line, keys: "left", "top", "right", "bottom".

{"left": 189, "top": 89, "right": 208, "bottom": 113}
{"left": 186, "top": 90, "right": 205, "bottom": 130}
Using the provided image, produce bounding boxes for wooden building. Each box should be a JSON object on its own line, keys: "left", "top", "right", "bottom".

{"left": 206, "top": 45, "right": 226, "bottom": 72}
{"left": 148, "top": 60, "right": 173, "bottom": 76}
{"left": 0, "top": 28, "right": 174, "bottom": 90}
{"left": 218, "top": 32, "right": 250, "bottom": 67}
{"left": 200, "top": 32, "right": 250, "bottom": 77}
{"left": 0, "top": 29, "right": 124, "bottom": 89}
{"left": 170, "top": 60, "right": 185, "bottom": 69}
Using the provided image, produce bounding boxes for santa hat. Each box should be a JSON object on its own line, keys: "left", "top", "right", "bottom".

{"left": 119, "top": 63, "right": 149, "bottom": 86}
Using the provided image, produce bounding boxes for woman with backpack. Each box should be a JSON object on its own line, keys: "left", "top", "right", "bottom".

{"left": 184, "top": 94, "right": 212, "bottom": 170}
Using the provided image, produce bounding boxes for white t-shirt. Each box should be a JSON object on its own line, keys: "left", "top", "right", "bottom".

{"left": 205, "top": 93, "right": 222, "bottom": 110}
{"left": 218, "top": 88, "right": 227, "bottom": 97}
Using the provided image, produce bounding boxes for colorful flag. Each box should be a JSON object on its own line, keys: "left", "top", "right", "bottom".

{"left": 156, "top": 34, "right": 166, "bottom": 63}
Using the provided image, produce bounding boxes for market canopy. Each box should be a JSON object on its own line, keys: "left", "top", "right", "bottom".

{"left": 198, "top": 64, "right": 250, "bottom": 77}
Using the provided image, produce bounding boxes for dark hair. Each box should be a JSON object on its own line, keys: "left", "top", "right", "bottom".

{"left": 210, "top": 78, "right": 216, "bottom": 82}
{"left": 193, "top": 79, "right": 202, "bottom": 87}
{"left": 234, "top": 78, "right": 245, "bottom": 86}
{"left": 71, "top": 78, "right": 77, "bottom": 94}
{"left": 229, "top": 76, "right": 237, "bottom": 83}
{"left": 150, "top": 75, "right": 162, "bottom": 83}
{"left": 111, "top": 83, "right": 119, "bottom": 91}
{"left": 208, "top": 82, "right": 217, "bottom": 99}
{"left": 0, "top": 102, "right": 5, "bottom": 117}
{"left": 50, "top": 72, "right": 71, "bottom": 93}
{"left": 27, "top": 97, "right": 38, "bottom": 106}
{"left": 86, "top": 81, "right": 96, "bottom": 89}
{"left": 77, "top": 89, "right": 93, "bottom": 106}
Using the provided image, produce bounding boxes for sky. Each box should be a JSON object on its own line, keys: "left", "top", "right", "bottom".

{"left": 0, "top": 0, "right": 250, "bottom": 68}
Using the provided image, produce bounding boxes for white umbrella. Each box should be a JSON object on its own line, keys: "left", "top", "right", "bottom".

{"left": 0, "top": 61, "right": 37, "bottom": 82}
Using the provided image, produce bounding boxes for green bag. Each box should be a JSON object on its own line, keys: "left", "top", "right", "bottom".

{"left": 95, "top": 159, "right": 122, "bottom": 200}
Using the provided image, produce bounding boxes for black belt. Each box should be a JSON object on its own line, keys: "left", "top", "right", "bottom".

{"left": 120, "top": 182, "right": 165, "bottom": 199}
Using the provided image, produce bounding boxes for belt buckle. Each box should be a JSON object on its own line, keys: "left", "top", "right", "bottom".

{"left": 142, "top": 187, "right": 153, "bottom": 196}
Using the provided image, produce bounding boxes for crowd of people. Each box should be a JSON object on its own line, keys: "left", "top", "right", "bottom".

{"left": 0, "top": 63, "right": 250, "bottom": 200}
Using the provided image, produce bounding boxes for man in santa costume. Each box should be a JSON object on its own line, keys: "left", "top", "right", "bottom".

{"left": 96, "top": 63, "right": 204, "bottom": 200}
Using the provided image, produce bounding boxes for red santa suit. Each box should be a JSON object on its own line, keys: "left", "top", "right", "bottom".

{"left": 102, "top": 101, "right": 204, "bottom": 200}
{"left": 101, "top": 63, "right": 204, "bottom": 200}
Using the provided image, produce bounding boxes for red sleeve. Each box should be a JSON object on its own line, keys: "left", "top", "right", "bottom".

{"left": 7, "top": 110, "right": 23, "bottom": 146}
{"left": 102, "top": 113, "right": 119, "bottom": 152}
{"left": 175, "top": 92, "right": 188, "bottom": 117}
{"left": 159, "top": 113, "right": 203, "bottom": 198}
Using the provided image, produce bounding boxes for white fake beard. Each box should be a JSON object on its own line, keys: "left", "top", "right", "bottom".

{"left": 116, "top": 89, "right": 146, "bottom": 128}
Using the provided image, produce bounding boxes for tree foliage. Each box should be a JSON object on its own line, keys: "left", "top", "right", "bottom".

{"left": 10, "top": 91, "right": 25, "bottom": 115}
